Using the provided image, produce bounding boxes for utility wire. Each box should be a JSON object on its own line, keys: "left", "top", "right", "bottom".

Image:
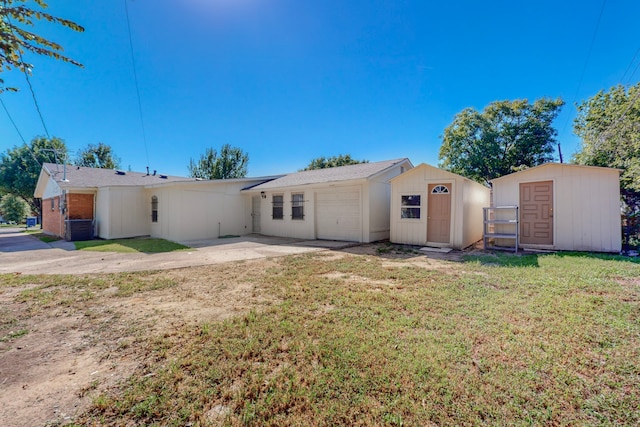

{"left": 124, "top": 0, "right": 150, "bottom": 169}
{"left": 0, "top": 96, "right": 27, "bottom": 145}
{"left": 559, "top": 0, "right": 607, "bottom": 138}
{"left": 620, "top": 46, "right": 640, "bottom": 85}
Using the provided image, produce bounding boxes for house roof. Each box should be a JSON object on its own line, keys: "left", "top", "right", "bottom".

{"left": 489, "top": 162, "right": 622, "bottom": 183}
{"left": 245, "top": 158, "right": 412, "bottom": 191}
{"left": 41, "top": 163, "right": 192, "bottom": 190}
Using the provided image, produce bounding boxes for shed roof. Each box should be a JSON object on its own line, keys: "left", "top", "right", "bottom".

{"left": 489, "top": 163, "right": 622, "bottom": 183}
{"left": 42, "top": 163, "right": 192, "bottom": 190}
{"left": 246, "top": 158, "right": 411, "bottom": 191}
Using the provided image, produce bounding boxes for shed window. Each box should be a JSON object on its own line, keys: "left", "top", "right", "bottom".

{"left": 401, "top": 195, "right": 421, "bottom": 219}
{"left": 292, "top": 193, "right": 304, "bottom": 220}
{"left": 51, "top": 198, "right": 55, "bottom": 211}
{"left": 151, "top": 196, "right": 158, "bottom": 223}
{"left": 272, "top": 195, "right": 284, "bottom": 220}
{"left": 431, "top": 185, "right": 449, "bottom": 194}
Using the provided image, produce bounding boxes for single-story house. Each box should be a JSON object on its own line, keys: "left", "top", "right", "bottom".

{"left": 242, "top": 158, "right": 413, "bottom": 243}
{"left": 34, "top": 158, "right": 412, "bottom": 243}
{"left": 490, "top": 163, "right": 622, "bottom": 253}
{"left": 389, "top": 163, "right": 491, "bottom": 249}
{"left": 35, "top": 163, "right": 194, "bottom": 240}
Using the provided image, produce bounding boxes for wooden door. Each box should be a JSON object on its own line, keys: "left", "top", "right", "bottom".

{"left": 427, "top": 184, "right": 451, "bottom": 243}
{"left": 519, "top": 181, "right": 553, "bottom": 245}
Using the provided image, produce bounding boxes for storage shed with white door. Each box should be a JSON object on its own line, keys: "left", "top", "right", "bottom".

{"left": 390, "top": 163, "right": 490, "bottom": 249}
{"left": 243, "top": 158, "right": 413, "bottom": 243}
{"left": 490, "top": 163, "right": 622, "bottom": 252}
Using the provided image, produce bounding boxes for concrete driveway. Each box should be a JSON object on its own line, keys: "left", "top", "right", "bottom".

{"left": 0, "top": 227, "right": 355, "bottom": 274}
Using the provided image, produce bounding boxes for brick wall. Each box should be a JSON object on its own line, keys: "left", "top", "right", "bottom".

{"left": 42, "top": 196, "right": 64, "bottom": 237}
{"left": 41, "top": 193, "right": 94, "bottom": 238}
{"left": 68, "top": 193, "right": 94, "bottom": 220}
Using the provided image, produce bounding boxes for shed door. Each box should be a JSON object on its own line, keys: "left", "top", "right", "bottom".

{"left": 520, "top": 181, "right": 553, "bottom": 245}
{"left": 316, "top": 187, "right": 361, "bottom": 241}
{"left": 251, "top": 196, "right": 261, "bottom": 233}
{"left": 427, "top": 184, "right": 451, "bottom": 244}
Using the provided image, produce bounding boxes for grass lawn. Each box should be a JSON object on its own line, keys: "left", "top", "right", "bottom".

{"left": 74, "top": 237, "right": 189, "bottom": 253}
{"left": 3, "top": 249, "right": 639, "bottom": 425}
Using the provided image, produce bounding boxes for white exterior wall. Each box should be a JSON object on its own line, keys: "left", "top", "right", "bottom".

{"left": 96, "top": 187, "right": 149, "bottom": 239}
{"left": 367, "top": 163, "right": 409, "bottom": 242}
{"left": 257, "top": 189, "right": 319, "bottom": 240}
{"left": 390, "top": 164, "right": 490, "bottom": 249}
{"left": 491, "top": 164, "right": 621, "bottom": 252}
{"left": 41, "top": 177, "right": 63, "bottom": 199}
{"left": 148, "top": 181, "right": 258, "bottom": 242}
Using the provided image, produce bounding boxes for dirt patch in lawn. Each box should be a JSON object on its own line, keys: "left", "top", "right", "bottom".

{"left": 0, "top": 245, "right": 463, "bottom": 426}
{"left": 0, "top": 259, "right": 280, "bottom": 427}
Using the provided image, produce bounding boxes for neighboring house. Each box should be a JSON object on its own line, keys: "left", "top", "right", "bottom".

{"left": 389, "top": 163, "right": 490, "bottom": 249}
{"left": 34, "top": 163, "right": 192, "bottom": 240}
{"left": 242, "top": 159, "right": 413, "bottom": 243}
{"left": 490, "top": 163, "right": 622, "bottom": 253}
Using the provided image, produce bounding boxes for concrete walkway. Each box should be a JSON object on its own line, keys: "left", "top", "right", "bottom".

{"left": 0, "top": 229, "right": 355, "bottom": 275}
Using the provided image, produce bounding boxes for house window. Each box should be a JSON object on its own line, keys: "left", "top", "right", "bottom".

{"left": 431, "top": 185, "right": 449, "bottom": 194}
{"left": 292, "top": 193, "right": 304, "bottom": 220}
{"left": 272, "top": 195, "right": 284, "bottom": 220}
{"left": 401, "top": 195, "right": 421, "bottom": 219}
{"left": 151, "top": 196, "right": 158, "bottom": 223}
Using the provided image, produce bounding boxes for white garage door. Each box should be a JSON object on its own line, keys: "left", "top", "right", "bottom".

{"left": 316, "top": 188, "right": 362, "bottom": 242}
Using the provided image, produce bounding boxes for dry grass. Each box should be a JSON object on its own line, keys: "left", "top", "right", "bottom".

{"left": 2, "top": 249, "right": 639, "bottom": 426}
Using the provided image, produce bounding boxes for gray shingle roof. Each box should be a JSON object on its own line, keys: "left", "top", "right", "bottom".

{"left": 43, "top": 163, "right": 192, "bottom": 189}
{"left": 247, "top": 158, "right": 410, "bottom": 191}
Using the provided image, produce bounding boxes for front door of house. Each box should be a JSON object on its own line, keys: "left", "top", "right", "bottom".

{"left": 251, "top": 196, "right": 261, "bottom": 233}
{"left": 427, "top": 184, "right": 451, "bottom": 244}
{"left": 519, "top": 181, "right": 553, "bottom": 245}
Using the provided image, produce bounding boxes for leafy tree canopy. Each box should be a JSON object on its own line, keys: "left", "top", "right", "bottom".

{"left": 0, "top": 136, "right": 67, "bottom": 214}
{"left": 439, "top": 98, "right": 565, "bottom": 185}
{"left": 302, "top": 154, "right": 368, "bottom": 171}
{"left": 74, "top": 142, "right": 121, "bottom": 169}
{"left": 188, "top": 144, "right": 249, "bottom": 179}
{"left": 573, "top": 83, "right": 640, "bottom": 198}
{"left": 0, "top": 0, "right": 84, "bottom": 91}
{"left": 0, "top": 193, "right": 30, "bottom": 223}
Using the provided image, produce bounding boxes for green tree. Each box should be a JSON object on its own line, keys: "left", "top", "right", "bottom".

{"left": 0, "top": 0, "right": 84, "bottom": 91}
{"left": 439, "top": 98, "right": 565, "bottom": 185}
{"left": 74, "top": 142, "right": 121, "bottom": 169}
{"left": 0, "top": 136, "right": 67, "bottom": 214}
{"left": 0, "top": 193, "right": 31, "bottom": 223}
{"left": 188, "top": 144, "right": 249, "bottom": 179}
{"left": 302, "top": 154, "right": 368, "bottom": 170}
{"left": 573, "top": 83, "right": 640, "bottom": 247}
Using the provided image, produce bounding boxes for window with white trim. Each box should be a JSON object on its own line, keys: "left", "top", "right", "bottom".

{"left": 401, "top": 195, "right": 421, "bottom": 219}
{"left": 292, "top": 193, "right": 304, "bottom": 220}
{"left": 272, "top": 194, "right": 284, "bottom": 220}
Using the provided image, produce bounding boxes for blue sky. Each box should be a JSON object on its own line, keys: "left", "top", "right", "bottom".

{"left": 1, "top": 0, "right": 639, "bottom": 177}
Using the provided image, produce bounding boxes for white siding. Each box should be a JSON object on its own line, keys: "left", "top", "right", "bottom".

{"left": 258, "top": 189, "right": 317, "bottom": 240}
{"left": 491, "top": 164, "right": 621, "bottom": 252}
{"left": 96, "top": 187, "right": 149, "bottom": 239}
{"left": 148, "top": 181, "right": 258, "bottom": 242}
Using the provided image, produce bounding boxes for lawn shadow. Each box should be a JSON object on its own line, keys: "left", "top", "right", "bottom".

{"left": 463, "top": 252, "right": 541, "bottom": 267}
{"left": 465, "top": 250, "right": 640, "bottom": 267}
{"left": 74, "top": 237, "right": 190, "bottom": 254}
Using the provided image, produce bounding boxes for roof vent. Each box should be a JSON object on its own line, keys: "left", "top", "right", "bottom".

{"left": 160, "top": 175, "right": 168, "bottom": 179}
{"left": 115, "top": 170, "right": 126, "bottom": 175}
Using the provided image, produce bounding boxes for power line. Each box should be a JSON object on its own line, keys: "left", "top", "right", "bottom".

{"left": 0, "top": 95, "right": 27, "bottom": 145}
{"left": 123, "top": 0, "right": 150, "bottom": 169}
{"left": 620, "top": 46, "right": 640, "bottom": 85}
{"left": 560, "top": 0, "right": 607, "bottom": 138}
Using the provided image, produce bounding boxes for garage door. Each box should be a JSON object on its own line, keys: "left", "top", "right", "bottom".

{"left": 316, "top": 188, "right": 362, "bottom": 241}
